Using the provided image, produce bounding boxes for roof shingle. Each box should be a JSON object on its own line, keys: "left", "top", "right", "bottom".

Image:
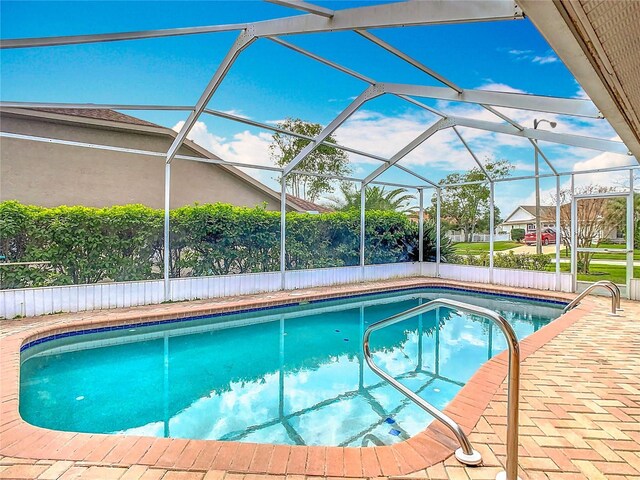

{"left": 287, "top": 195, "right": 333, "bottom": 213}
{"left": 27, "top": 108, "right": 161, "bottom": 128}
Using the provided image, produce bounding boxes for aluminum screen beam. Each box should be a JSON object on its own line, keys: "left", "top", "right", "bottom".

{"left": 452, "top": 127, "right": 492, "bottom": 180}
{"left": 280, "top": 177, "right": 287, "bottom": 289}
{"left": 264, "top": 39, "right": 444, "bottom": 186}
{"left": 418, "top": 188, "right": 424, "bottom": 263}
{"left": 4, "top": 131, "right": 635, "bottom": 189}
{"left": 363, "top": 118, "right": 453, "bottom": 185}
{"left": 529, "top": 138, "right": 559, "bottom": 175}
{"left": 489, "top": 182, "right": 495, "bottom": 279}
{"left": 555, "top": 176, "right": 561, "bottom": 289}
{"left": 2, "top": 100, "right": 436, "bottom": 185}
{"left": 356, "top": 32, "right": 533, "bottom": 130}
{"left": 0, "top": 23, "right": 249, "bottom": 49}
{"left": 273, "top": 34, "right": 561, "bottom": 170}
{"left": 360, "top": 184, "right": 365, "bottom": 272}
{"left": 395, "top": 167, "right": 439, "bottom": 188}
{"left": 291, "top": 168, "right": 420, "bottom": 189}
{"left": 1, "top": 1, "right": 523, "bottom": 49}
{"left": 355, "top": 30, "right": 462, "bottom": 93}
{"left": 267, "top": 37, "right": 449, "bottom": 120}
{"left": 267, "top": 37, "right": 374, "bottom": 84}
{"left": 3, "top": 100, "right": 625, "bottom": 162}
{"left": 163, "top": 163, "right": 171, "bottom": 299}
{"left": 398, "top": 96, "right": 447, "bottom": 118}
{"left": 166, "top": 31, "right": 256, "bottom": 164}
{"left": 4, "top": 126, "right": 424, "bottom": 190}
{"left": 355, "top": 31, "right": 538, "bottom": 147}
{"left": 264, "top": 37, "right": 445, "bottom": 185}
{"left": 205, "top": 106, "right": 437, "bottom": 186}
{"left": 1, "top": 99, "right": 434, "bottom": 160}
{"left": 436, "top": 189, "right": 441, "bottom": 274}
{"left": 450, "top": 116, "right": 629, "bottom": 154}
{"left": 270, "top": 31, "right": 561, "bottom": 183}
{"left": 383, "top": 83, "right": 601, "bottom": 118}
{"left": 2, "top": 100, "right": 391, "bottom": 164}
{"left": 481, "top": 105, "right": 524, "bottom": 130}
{"left": 203, "top": 108, "right": 390, "bottom": 163}
{"left": 266, "top": 0, "right": 334, "bottom": 18}
{"left": 431, "top": 163, "right": 639, "bottom": 188}
{"left": 281, "top": 85, "right": 383, "bottom": 176}
{"left": 0, "top": 131, "right": 283, "bottom": 172}
{"left": 348, "top": 26, "right": 587, "bottom": 178}
{"left": 252, "top": 1, "right": 523, "bottom": 37}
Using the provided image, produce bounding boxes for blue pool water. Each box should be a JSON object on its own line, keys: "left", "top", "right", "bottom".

{"left": 20, "top": 288, "right": 564, "bottom": 447}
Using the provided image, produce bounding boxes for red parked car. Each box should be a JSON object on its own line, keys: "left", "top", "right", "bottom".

{"left": 524, "top": 228, "right": 556, "bottom": 246}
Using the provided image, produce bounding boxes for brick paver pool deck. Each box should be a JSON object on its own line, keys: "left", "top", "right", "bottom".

{"left": 1, "top": 278, "right": 639, "bottom": 479}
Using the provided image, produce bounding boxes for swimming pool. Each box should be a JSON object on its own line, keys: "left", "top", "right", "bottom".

{"left": 20, "top": 287, "right": 564, "bottom": 447}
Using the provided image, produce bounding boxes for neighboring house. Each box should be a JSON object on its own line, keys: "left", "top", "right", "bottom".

{"left": 499, "top": 205, "right": 557, "bottom": 235}
{"left": 286, "top": 196, "right": 333, "bottom": 213}
{"left": 0, "top": 108, "right": 321, "bottom": 212}
{"left": 499, "top": 204, "right": 621, "bottom": 242}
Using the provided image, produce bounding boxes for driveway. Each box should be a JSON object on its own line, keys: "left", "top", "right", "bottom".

{"left": 510, "top": 244, "right": 558, "bottom": 255}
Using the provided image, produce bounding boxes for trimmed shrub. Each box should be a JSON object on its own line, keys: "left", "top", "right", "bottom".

{"left": 450, "top": 251, "right": 550, "bottom": 271}
{"left": 511, "top": 228, "right": 525, "bottom": 242}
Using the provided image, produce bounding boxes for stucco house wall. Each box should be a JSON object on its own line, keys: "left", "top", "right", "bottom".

{"left": 0, "top": 109, "right": 297, "bottom": 211}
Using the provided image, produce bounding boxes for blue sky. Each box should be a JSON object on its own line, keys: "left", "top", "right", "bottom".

{"left": 1, "top": 1, "right": 634, "bottom": 214}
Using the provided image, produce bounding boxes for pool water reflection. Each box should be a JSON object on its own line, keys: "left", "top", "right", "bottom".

{"left": 20, "top": 288, "right": 563, "bottom": 446}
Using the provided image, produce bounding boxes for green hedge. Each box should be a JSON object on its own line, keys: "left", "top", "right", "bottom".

{"left": 0, "top": 201, "right": 451, "bottom": 289}
{"left": 450, "top": 251, "right": 551, "bottom": 271}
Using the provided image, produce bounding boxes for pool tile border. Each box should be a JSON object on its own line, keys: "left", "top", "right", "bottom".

{"left": 0, "top": 278, "right": 592, "bottom": 477}
{"left": 18, "top": 284, "right": 567, "bottom": 353}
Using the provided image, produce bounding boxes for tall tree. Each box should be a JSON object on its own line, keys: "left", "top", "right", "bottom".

{"left": 269, "top": 118, "right": 350, "bottom": 201}
{"left": 429, "top": 159, "right": 513, "bottom": 242}
{"left": 326, "top": 183, "right": 416, "bottom": 213}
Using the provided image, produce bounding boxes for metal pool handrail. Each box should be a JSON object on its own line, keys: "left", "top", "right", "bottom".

{"left": 363, "top": 298, "right": 521, "bottom": 479}
{"left": 563, "top": 280, "right": 621, "bottom": 315}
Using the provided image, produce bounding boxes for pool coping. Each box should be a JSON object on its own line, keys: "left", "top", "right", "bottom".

{"left": 0, "top": 278, "right": 593, "bottom": 477}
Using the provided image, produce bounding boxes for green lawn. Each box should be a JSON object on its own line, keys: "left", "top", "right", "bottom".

{"left": 547, "top": 263, "right": 640, "bottom": 284}
{"left": 557, "top": 242, "right": 640, "bottom": 261}
{"left": 453, "top": 241, "right": 521, "bottom": 255}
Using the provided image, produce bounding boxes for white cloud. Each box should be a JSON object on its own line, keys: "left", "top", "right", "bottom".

{"left": 264, "top": 119, "right": 288, "bottom": 126}
{"left": 571, "top": 149, "right": 634, "bottom": 187}
{"left": 173, "top": 120, "right": 277, "bottom": 186}
{"left": 220, "top": 109, "right": 250, "bottom": 120}
{"left": 333, "top": 109, "right": 480, "bottom": 172}
{"left": 173, "top": 120, "right": 273, "bottom": 168}
{"left": 507, "top": 49, "right": 559, "bottom": 66}
{"left": 478, "top": 83, "right": 527, "bottom": 94}
{"left": 517, "top": 182, "right": 567, "bottom": 208}
{"left": 508, "top": 49, "right": 533, "bottom": 56}
{"left": 532, "top": 55, "right": 559, "bottom": 65}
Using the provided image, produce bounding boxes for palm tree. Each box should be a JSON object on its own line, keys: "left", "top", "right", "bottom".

{"left": 325, "top": 183, "right": 416, "bottom": 213}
